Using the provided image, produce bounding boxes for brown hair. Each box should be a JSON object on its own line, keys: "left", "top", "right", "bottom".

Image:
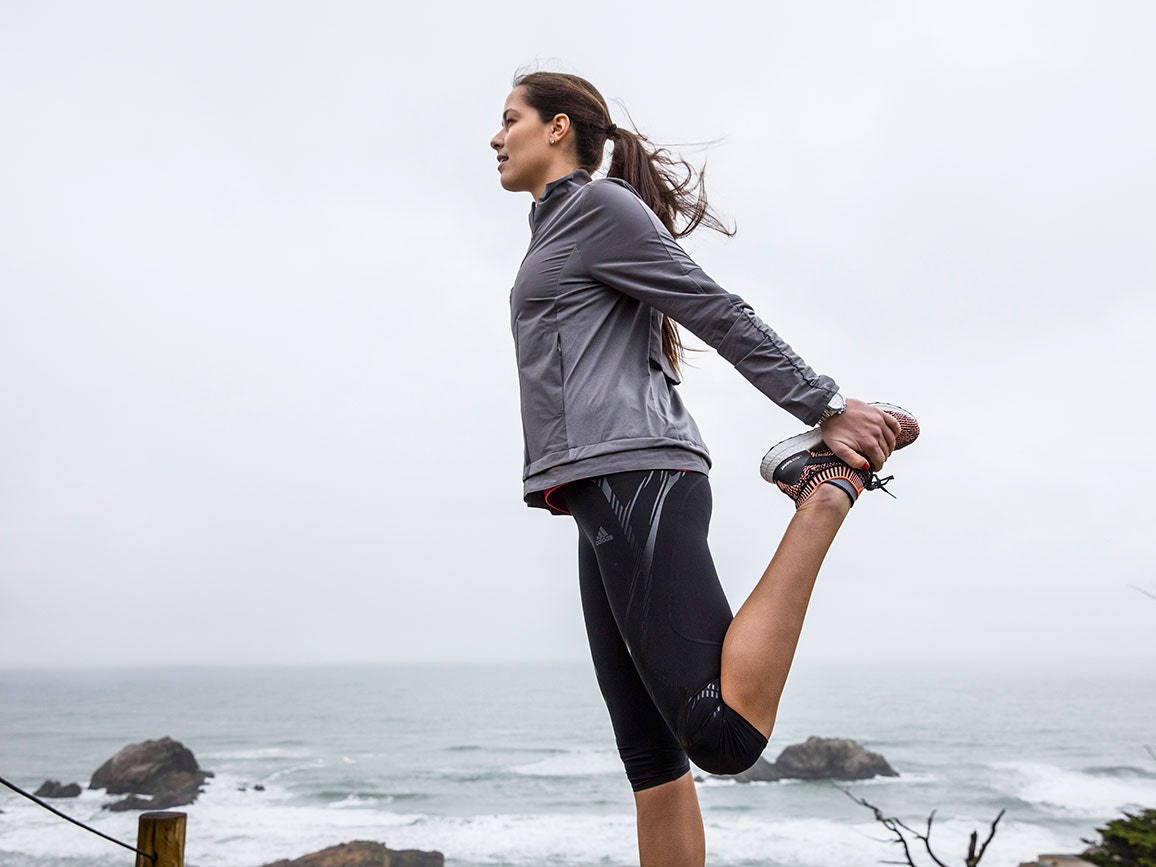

{"left": 513, "top": 69, "right": 735, "bottom": 379}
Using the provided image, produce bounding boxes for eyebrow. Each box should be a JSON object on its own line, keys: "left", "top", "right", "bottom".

{"left": 502, "top": 109, "right": 518, "bottom": 121}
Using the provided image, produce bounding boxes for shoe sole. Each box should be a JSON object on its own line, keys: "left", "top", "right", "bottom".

{"left": 759, "top": 402, "right": 917, "bottom": 483}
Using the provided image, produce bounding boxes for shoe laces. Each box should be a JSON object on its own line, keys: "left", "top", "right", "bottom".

{"left": 865, "top": 473, "right": 896, "bottom": 498}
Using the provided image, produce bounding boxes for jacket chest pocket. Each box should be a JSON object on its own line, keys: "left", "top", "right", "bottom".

{"left": 648, "top": 309, "right": 682, "bottom": 386}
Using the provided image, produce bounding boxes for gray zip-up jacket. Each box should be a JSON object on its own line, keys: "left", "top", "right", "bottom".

{"left": 511, "top": 168, "right": 839, "bottom": 513}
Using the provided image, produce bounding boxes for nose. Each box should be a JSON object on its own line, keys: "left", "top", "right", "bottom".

{"left": 490, "top": 130, "right": 503, "bottom": 152}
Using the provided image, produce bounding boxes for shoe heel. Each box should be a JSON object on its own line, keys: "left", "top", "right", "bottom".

{"left": 759, "top": 428, "right": 824, "bottom": 482}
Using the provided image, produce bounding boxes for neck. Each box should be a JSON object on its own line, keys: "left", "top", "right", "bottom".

{"left": 532, "top": 161, "right": 582, "bottom": 201}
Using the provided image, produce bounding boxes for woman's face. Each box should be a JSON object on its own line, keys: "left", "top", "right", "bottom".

{"left": 490, "top": 87, "right": 555, "bottom": 195}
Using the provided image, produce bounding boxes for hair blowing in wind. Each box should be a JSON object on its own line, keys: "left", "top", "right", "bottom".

{"left": 513, "top": 69, "right": 735, "bottom": 379}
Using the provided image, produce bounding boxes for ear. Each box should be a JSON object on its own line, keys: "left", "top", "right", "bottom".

{"left": 549, "top": 113, "right": 572, "bottom": 143}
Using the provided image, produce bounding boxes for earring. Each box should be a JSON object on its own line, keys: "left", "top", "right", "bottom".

{"left": 549, "top": 138, "right": 555, "bottom": 144}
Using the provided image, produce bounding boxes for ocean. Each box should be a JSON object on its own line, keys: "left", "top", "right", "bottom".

{"left": 1, "top": 662, "right": 1153, "bottom": 866}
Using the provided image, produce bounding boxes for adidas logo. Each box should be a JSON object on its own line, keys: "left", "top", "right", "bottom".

{"left": 775, "top": 452, "right": 808, "bottom": 483}
{"left": 594, "top": 526, "right": 613, "bottom": 546}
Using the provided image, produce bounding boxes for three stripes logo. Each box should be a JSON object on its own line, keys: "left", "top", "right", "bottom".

{"left": 594, "top": 526, "right": 614, "bottom": 546}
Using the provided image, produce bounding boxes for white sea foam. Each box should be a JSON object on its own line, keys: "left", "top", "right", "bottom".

{"left": 841, "top": 771, "right": 939, "bottom": 786}
{"left": 0, "top": 788, "right": 1083, "bottom": 867}
{"left": 991, "top": 760, "right": 1156, "bottom": 817}
{"left": 3, "top": 662, "right": 1152, "bottom": 866}
{"left": 698, "top": 775, "right": 742, "bottom": 787}
{"left": 697, "top": 771, "right": 939, "bottom": 787}
{"left": 508, "top": 750, "right": 623, "bottom": 778}
{"left": 201, "top": 746, "right": 313, "bottom": 761}
{"left": 0, "top": 765, "right": 1099, "bottom": 866}
{"left": 264, "top": 759, "right": 329, "bottom": 782}
{"left": 327, "top": 793, "right": 396, "bottom": 808}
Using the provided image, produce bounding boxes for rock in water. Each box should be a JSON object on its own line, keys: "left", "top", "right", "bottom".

{"left": 773, "top": 736, "right": 897, "bottom": 780}
{"left": 261, "top": 840, "right": 445, "bottom": 866}
{"left": 33, "top": 780, "right": 82, "bottom": 798}
{"left": 726, "top": 756, "right": 780, "bottom": 783}
{"left": 717, "top": 736, "right": 898, "bottom": 782}
{"left": 90, "top": 736, "right": 211, "bottom": 810}
{"left": 105, "top": 795, "right": 157, "bottom": 813}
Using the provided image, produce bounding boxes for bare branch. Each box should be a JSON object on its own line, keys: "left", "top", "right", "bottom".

{"left": 973, "top": 809, "right": 1006, "bottom": 865}
{"left": 917, "top": 809, "right": 952, "bottom": 867}
{"left": 1128, "top": 582, "right": 1156, "bottom": 600}
{"left": 840, "top": 785, "right": 1005, "bottom": 867}
{"left": 893, "top": 816, "right": 923, "bottom": 836}
{"left": 1144, "top": 744, "right": 1156, "bottom": 763}
{"left": 837, "top": 786, "right": 918, "bottom": 867}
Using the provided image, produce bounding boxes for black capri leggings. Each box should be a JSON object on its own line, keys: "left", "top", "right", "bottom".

{"left": 557, "top": 468, "right": 769, "bottom": 791}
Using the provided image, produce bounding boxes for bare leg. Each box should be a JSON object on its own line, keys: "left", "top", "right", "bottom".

{"left": 634, "top": 771, "right": 705, "bottom": 867}
{"left": 720, "top": 483, "right": 853, "bottom": 737}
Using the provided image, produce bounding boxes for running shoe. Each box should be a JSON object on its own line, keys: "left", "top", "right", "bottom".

{"left": 760, "top": 403, "right": 920, "bottom": 508}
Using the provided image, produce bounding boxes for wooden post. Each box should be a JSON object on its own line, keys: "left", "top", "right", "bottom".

{"left": 135, "top": 811, "right": 186, "bottom": 867}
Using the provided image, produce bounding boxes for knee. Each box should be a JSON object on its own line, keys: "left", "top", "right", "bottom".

{"left": 684, "top": 725, "right": 767, "bottom": 777}
{"left": 680, "top": 679, "right": 769, "bottom": 777}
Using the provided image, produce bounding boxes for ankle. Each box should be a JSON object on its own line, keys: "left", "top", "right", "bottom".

{"left": 798, "top": 481, "right": 854, "bottom": 514}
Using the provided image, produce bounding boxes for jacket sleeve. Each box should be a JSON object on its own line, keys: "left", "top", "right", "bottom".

{"left": 575, "top": 179, "right": 839, "bottom": 425}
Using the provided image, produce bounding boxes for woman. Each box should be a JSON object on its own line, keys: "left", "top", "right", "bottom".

{"left": 490, "top": 71, "right": 918, "bottom": 866}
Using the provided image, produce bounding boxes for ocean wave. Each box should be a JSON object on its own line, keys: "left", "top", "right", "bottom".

{"left": 990, "top": 760, "right": 1156, "bottom": 816}
{"left": 433, "top": 769, "right": 498, "bottom": 783}
{"left": 325, "top": 792, "right": 395, "bottom": 808}
{"left": 1081, "top": 764, "right": 1156, "bottom": 779}
{"left": 842, "top": 771, "right": 939, "bottom": 786}
{"left": 0, "top": 797, "right": 1085, "bottom": 867}
{"left": 698, "top": 772, "right": 938, "bottom": 787}
{"left": 201, "top": 746, "right": 313, "bottom": 761}
{"left": 508, "top": 750, "right": 623, "bottom": 778}
{"left": 308, "top": 790, "right": 427, "bottom": 807}
{"left": 264, "top": 759, "right": 329, "bottom": 781}
{"left": 445, "top": 744, "right": 566, "bottom": 755}
{"left": 698, "top": 776, "right": 742, "bottom": 787}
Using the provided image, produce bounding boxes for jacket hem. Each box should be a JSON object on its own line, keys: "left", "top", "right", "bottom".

{"left": 524, "top": 444, "right": 711, "bottom": 515}
{"left": 524, "top": 435, "right": 710, "bottom": 479}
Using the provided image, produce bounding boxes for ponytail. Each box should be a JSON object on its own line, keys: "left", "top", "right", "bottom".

{"left": 515, "top": 70, "right": 734, "bottom": 380}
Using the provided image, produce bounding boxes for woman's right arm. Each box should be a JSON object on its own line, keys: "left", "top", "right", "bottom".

{"left": 577, "top": 179, "right": 899, "bottom": 469}
{"left": 576, "top": 179, "right": 838, "bottom": 426}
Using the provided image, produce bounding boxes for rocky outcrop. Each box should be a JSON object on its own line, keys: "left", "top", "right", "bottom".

{"left": 105, "top": 795, "right": 159, "bottom": 812}
{"left": 90, "top": 737, "right": 211, "bottom": 811}
{"left": 711, "top": 756, "right": 774, "bottom": 782}
{"left": 261, "top": 840, "right": 445, "bottom": 866}
{"left": 716, "top": 736, "right": 898, "bottom": 782}
{"left": 34, "top": 780, "right": 81, "bottom": 798}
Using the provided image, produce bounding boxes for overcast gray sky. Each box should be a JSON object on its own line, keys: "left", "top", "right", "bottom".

{"left": 2, "top": 2, "right": 1153, "bottom": 671}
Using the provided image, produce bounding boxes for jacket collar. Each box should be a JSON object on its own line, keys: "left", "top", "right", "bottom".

{"left": 528, "top": 168, "right": 591, "bottom": 231}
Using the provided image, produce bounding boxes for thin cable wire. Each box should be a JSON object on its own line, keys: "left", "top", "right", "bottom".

{"left": 0, "top": 773, "right": 157, "bottom": 862}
